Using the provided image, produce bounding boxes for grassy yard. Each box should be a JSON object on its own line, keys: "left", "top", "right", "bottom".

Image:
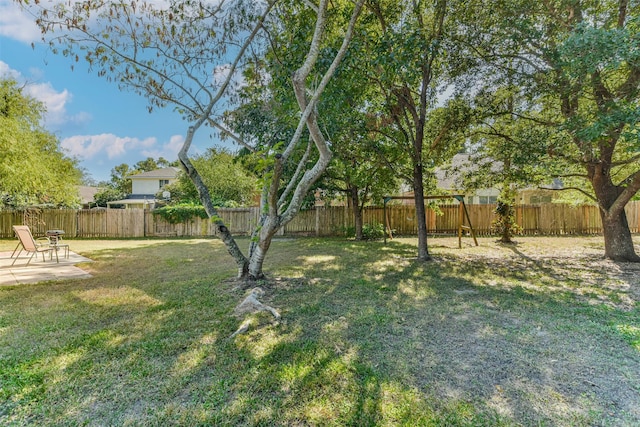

{"left": 0, "top": 236, "right": 639, "bottom": 426}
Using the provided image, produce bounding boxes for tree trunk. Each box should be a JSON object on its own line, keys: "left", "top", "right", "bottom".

{"left": 349, "top": 186, "right": 364, "bottom": 240}
{"left": 246, "top": 216, "right": 280, "bottom": 280}
{"left": 499, "top": 220, "right": 512, "bottom": 243}
{"left": 248, "top": 243, "right": 268, "bottom": 280}
{"left": 496, "top": 187, "right": 516, "bottom": 244}
{"left": 413, "top": 166, "right": 431, "bottom": 261}
{"left": 590, "top": 163, "right": 640, "bottom": 262}
{"left": 600, "top": 209, "right": 640, "bottom": 262}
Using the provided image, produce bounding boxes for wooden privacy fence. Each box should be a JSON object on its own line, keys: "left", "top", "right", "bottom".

{"left": 0, "top": 201, "right": 639, "bottom": 238}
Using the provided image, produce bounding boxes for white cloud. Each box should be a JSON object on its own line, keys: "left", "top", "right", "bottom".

{"left": 141, "top": 134, "right": 184, "bottom": 160}
{"left": 0, "top": 60, "right": 91, "bottom": 128}
{"left": 212, "top": 63, "right": 246, "bottom": 91}
{"left": 62, "top": 134, "right": 158, "bottom": 160}
{"left": 0, "top": 61, "right": 20, "bottom": 79}
{"left": 23, "top": 82, "right": 89, "bottom": 127}
{"left": 0, "top": 1, "right": 41, "bottom": 43}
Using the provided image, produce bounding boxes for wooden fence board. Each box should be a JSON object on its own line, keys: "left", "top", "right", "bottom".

{"left": 627, "top": 202, "right": 639, "bottom": 233}
{"left": 1, "top": 201, "right": 639, "bottom": 238}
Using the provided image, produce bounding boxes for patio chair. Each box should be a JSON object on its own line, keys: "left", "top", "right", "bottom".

{"left": 11, "top": 225, "right": 56, "bottom": 266}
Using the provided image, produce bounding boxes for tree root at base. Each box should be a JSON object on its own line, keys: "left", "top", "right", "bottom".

{"left": 229, "top": 287, "right": 281, "bottom": 338}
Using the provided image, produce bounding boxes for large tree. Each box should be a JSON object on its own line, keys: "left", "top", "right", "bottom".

{"left": 223, "top": 1, "right": 401, "bottom": 241}
{"left": 485, "top": 0, "right": 640, "bottom": 261}
{"left": 0, "top": 78, "right": 82, "bottom": 208}
{"left": 364, "top": 0, "right": 475, "bottom": 260}
{"left": 23, "top": 0, "right": 365, "bottom": 279}
{"left": 319, "top": 20, "right": 401, "bottom": 241}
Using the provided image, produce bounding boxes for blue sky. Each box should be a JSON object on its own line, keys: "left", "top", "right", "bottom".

{"left": 0, "top": 1, "right": 228, "bottom": 183}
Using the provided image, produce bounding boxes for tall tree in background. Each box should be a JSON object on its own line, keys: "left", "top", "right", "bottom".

{"left": 110, "top": 163, "right": 134, "bottom": 195}
{"left": 163, "top": 148, "right": 257, "bottom": 207}
{"left": 323, "top": 137, "right": 399, "bottom": 240}
{"left": 134, "top": 157, "right": 173, "bottom": 173}
{"left": 23, "top": 0, "right": 366, "bottom": 279}
{"left": 462, "top": 86, "right": 557, "bottom": 243}
{"left": 366, "top": 0, "right": 474, "bottom": 260}
{"left": 0, "top": 78, "right": 81, "bottom": 208}
{"left": 487, "top": 0, "right": 640, "bottom": 261}
{"left": 308, "top": 24, "right": 399, "bottom": 240}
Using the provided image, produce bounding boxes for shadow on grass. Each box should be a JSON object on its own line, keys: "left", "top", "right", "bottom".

{"left": 0, "top": 237, "right": 639, "bottom": 426}
{"left": 271, "top": 238, "right": 640, "bottom": 425}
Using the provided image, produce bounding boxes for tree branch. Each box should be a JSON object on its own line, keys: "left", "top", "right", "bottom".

{"left": 611, "top": 152, "right": 640, "bottom": 167}
{"left": 280, "top": 0, "right": 366, "bottom": 225}
{"left": 541, "top": 186, "right": 597, "bottom": 202}
{"left": 209, "top": 120, "right": 256, "bottom": 153}
{"left": 278, "top": 139, "right": 312, "bottom": 210}
{"left": 609, "top": 169, "right": 640, "bottom": 217}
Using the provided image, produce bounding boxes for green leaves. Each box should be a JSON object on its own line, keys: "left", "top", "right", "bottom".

{"left": 0, "top": 79, "right": 82, "bottom": 208}
{"left": 165, "top": 148, "right": 257, "bottom": 207}
{"left": 153, "top": 204, "right": 208, "bottom": 223}
{"left": 568, "top": 105, "right": 640, "bottom": 146}
{"left": 559, "top": 19, "right": 640, "bottom": 77}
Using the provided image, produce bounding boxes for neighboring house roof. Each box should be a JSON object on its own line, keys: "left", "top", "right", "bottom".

{"left": 130, "top": 167, "right": 180, "bottom": 180}
{"left": 436, "top": 153, "right": 507, "bottom": 191}
{"left": 78, "top": 186, "right": 102, "bottom": 204}
{"left": 436, "top": 153, "right": 471, "bottom": 190}
{"left": 397, "top": 153, "right": 499, "bottom": 195}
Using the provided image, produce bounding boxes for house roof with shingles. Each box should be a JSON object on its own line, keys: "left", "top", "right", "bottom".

{"left": 77, "top": 186, "right": 103, "bottom": 204}
{"left": 131, "top": 167, "right": 180, "bottom": 180}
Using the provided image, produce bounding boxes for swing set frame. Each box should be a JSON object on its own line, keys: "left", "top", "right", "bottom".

{"left": 382, "top": 194, "right": 478, "bottom": 248}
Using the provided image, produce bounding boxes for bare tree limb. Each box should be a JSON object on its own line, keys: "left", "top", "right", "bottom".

{"left": 541, "top": 186, "right": 597, "bottom": 202}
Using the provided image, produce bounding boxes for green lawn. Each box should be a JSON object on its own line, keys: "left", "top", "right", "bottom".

{"left": 1, "top": 236, "right": 639, "bottom": 426}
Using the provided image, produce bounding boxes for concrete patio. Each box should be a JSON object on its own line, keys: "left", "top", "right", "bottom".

{"left": 0, "top": 250, "right": 93, "bottom": 286}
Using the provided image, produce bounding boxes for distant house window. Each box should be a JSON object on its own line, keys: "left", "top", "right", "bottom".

{"left": 530, "top": 195, "right": 552, "bottom": 204}
{"left": 478, "top": 196, "right": 498, "bottom": 204}
{"left": 159, "top": 179, "right": 170, "bottom": 189}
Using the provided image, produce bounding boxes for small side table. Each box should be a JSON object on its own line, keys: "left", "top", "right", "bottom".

{"left": 46, "top": 230, "right": 69, "bottom": 262}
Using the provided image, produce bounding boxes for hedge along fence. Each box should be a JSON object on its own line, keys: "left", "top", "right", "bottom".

{"left": 0, "top": 201, "right": 639, "bottom": 239}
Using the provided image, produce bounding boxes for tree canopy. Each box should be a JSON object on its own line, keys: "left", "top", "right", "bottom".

{"left": 0, "top": 78, "right": 82, "bottom": 208}
{"left": 163, "top": 148, "right": 257, "bottom": 207}
{"left": 23, "top": 0, "right": 367, "bottom": 278}
{"left": 478, "top": 0, "right": 640, "bottom": 260}
{"left": 18, "top": 0, "right": 640, "bottom": 264}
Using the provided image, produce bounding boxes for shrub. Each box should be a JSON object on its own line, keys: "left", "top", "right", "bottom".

{"left": 153, "top": 204, "right": 208, "bottom": 224}
{"left": 341, "top": 222, "right": 386, "bottom": 240}
{"left": 362, "top": 223, "right": 385, "bottom": 240}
